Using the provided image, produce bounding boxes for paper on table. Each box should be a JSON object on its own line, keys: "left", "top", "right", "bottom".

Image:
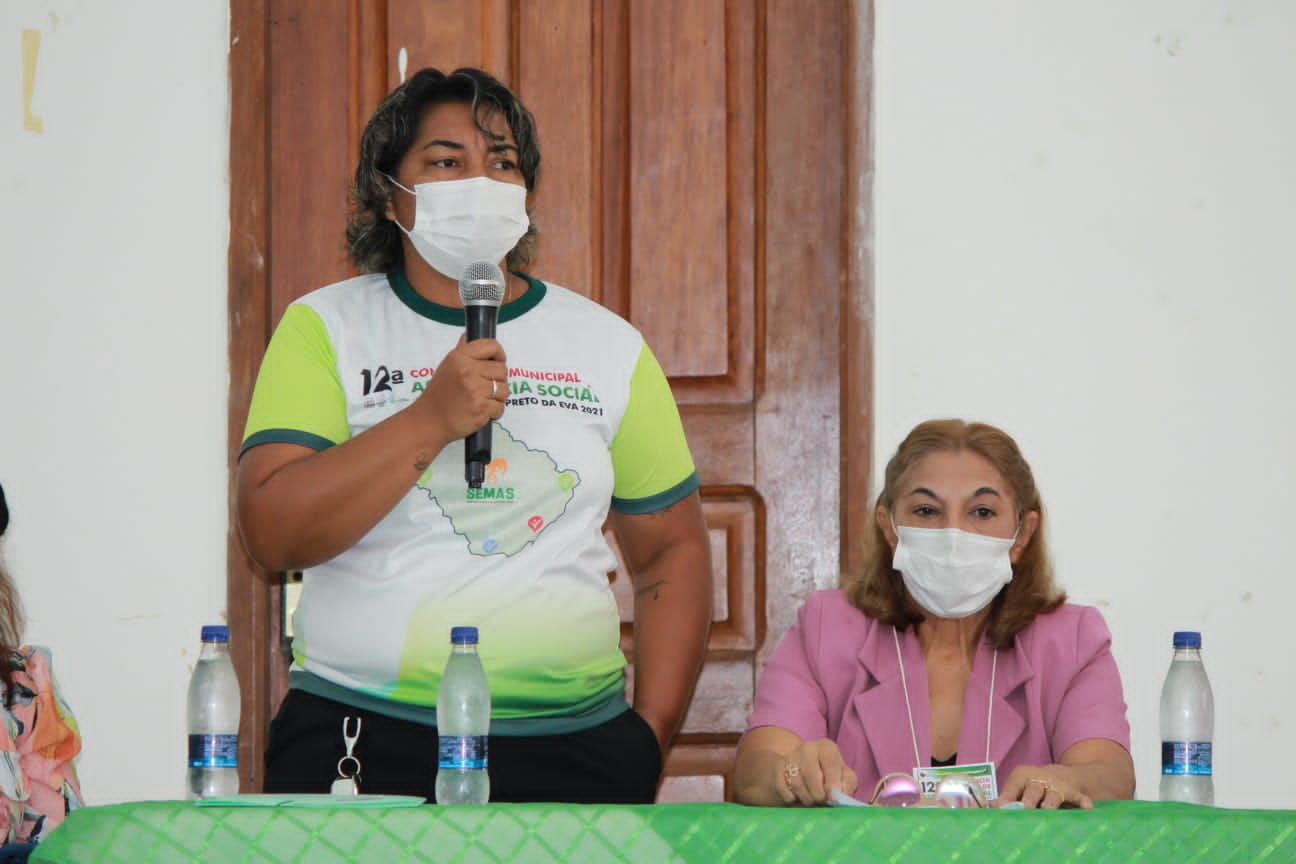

{"left": 828, "top": 788, "right": 871, "bottom": 807}
{"left": 196, "top": 793, "right": 427, "bottom": 808}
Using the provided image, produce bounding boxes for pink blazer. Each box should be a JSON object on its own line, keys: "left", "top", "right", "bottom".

{"left": 746, "top": 590, "right": 1131, "bottom": 794}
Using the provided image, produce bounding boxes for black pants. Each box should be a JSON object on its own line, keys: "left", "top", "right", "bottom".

{"left": 264, "top": 689, "right": 662, "bottom": 803}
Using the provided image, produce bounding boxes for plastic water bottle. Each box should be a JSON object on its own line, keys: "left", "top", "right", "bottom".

{"left": 187, "top": 625, "right": 241, "bottom": 800}
{"left": 435, "top": 626, "right": 491, "bottom": 805}
{"left": 1159, "top": 630, "right": 1214, "bottom": 805}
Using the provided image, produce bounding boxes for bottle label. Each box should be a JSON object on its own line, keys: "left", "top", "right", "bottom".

{"left": 1161, "top": 741, "right": 1212, "bottom": 776}
{"left": 188, "top": 734, "right": 239, "bottom": 769}
{"left": 438, "top": 735, "right": 488, "bottom": 771}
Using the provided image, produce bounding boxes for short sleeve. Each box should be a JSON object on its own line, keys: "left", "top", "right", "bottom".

{"left": 608, "top": 343, "right": 699, "bottom": 513}
{"left": 1050, "top": 607, "right": 1132, "bottom": 755}
{"left": 746, "top": 598, "right": 831, "bottom": 741}
{"left": 241, "top": 303, "right": 349, "bottom": 456}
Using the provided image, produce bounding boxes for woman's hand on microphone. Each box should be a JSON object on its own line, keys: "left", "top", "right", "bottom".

{"left": 414, "top": 335, "right": 508, "bottom": 443}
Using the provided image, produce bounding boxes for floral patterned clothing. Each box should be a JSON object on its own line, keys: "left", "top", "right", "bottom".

{"left": 0, "top": 647, "right": 82, "bottom": 845}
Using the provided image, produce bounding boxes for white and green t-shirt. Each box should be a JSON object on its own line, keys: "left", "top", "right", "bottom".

{"left": 242, "top": 271, "right": 700, "bottom": 732}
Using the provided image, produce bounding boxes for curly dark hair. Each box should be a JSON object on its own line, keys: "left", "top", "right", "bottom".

{"left": 844, "top": 419, "right": 1065, "bottom": 650}
{"left": 347, "top": 67, "right": 541, "bottom": 274}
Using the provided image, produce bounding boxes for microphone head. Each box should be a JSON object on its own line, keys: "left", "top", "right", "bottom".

{"left": 458, "top": 261, "right": 506, "bottom": 308}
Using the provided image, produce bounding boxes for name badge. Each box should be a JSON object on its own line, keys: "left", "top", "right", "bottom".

{"left": 914, "top": 761, "right": 998, "bottom": 802}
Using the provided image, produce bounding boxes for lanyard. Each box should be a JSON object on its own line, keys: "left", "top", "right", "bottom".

{"left": 893, "top": 625, "right": 997, "bottom": 768}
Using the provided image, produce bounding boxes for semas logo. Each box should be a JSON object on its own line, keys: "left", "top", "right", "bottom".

{"left": 467, "top": 457, "right": 513, "bottom": 501}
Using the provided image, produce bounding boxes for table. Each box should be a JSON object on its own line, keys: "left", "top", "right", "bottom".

{"left": 30, "top": 799, "right": 1296, "bottom": 864}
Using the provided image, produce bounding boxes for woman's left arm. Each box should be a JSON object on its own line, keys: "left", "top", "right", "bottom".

{"left": 1059, "top": 738, "right": 1136, "bottom": 800}
{"left": 996, "top": 738, "right": 1134, "bottom": 808}
{"left": 996, "top": 607, "right": 1135, "bottom": 808}
{"left": 612, "top": 491, "right": 713, "bottom": 755}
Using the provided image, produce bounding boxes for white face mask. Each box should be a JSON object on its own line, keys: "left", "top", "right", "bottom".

{"left": 387, "top": 175, "right": 529, "bottom": 280}
{"left": 891, "top": 524, "right": 1016, "bottom": 619}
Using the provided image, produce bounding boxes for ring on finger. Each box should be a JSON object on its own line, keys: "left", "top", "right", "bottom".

{"left": 1029, "top": 777, "right": 1054, "bottom": 794}
{"left": 783, "top": 762, "right": 800, "bottom": 786}
{"left": 490, "top": 379, "right": 498, "bottom": 399}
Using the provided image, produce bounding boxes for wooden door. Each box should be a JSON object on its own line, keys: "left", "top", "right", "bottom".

{"left": 228, "top": 0, "right": 873, "bottom": 802}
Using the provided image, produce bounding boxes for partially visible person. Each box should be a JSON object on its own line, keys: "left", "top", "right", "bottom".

{"left": 734, "top": 419, "right": 1134, "bottom": 809}
{"left": 0, "top": 483, "right": 84, "bottom": 860}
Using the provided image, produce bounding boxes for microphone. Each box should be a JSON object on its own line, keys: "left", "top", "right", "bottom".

{"left": 459, "top": 261, "right": 506, "bottom": 488}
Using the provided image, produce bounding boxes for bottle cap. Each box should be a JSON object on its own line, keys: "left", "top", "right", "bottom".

{"left": 1172, "top": 630, "right": 1201, "bottom": 649}
{"left": 450, "top": 626, "right": 479, "bottom": 644}
{"left": 201, "top": 625, "right": 231, "bottom": 643}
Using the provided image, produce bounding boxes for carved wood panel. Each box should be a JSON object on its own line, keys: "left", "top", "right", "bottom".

{"left": 229, "top": 0, "right": 870, "bottom": 801}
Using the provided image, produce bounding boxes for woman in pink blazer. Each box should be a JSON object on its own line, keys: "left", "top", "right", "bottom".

{"left": 734, "top": 420, "right": 1135, "bottom": 809}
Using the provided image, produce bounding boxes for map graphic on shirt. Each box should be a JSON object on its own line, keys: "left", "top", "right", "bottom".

{"left": 416, "top": 422, "right": 580, "bottom": 556}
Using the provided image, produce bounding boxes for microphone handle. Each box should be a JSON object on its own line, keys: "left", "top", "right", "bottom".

{"left": 465, "top": 429, "right": 490, "bottom": 487}
{"left": 465, "top": 305, "right": 497, "bottom": 342}
{"left": 464, "top": 304, "right": 499, "bottom": 487}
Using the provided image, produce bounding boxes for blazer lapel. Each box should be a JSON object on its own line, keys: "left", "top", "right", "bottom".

{"left": 957, "top": 636, "right": 1033, "bottom": 766}
{"left": 847, "top": 624, "right": 930, "bottom": 779}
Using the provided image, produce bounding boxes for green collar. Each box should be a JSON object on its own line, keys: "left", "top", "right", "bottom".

{"left": 387, "top": 267, "right": 547, "bottom": 323}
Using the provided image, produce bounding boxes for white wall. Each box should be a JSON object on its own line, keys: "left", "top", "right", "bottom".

{"left": 0, "top": 0, "right": 1289, "bottom": 811}
{"left": 874, "top": 1, "right": 1296, "bottom": 808}
{"left": 0, "top": 1, "right": 229, "bottom": 803}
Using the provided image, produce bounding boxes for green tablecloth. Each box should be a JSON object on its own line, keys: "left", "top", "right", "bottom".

{"left": 30, "top": 799, "right": 1296, "bottom": 864}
